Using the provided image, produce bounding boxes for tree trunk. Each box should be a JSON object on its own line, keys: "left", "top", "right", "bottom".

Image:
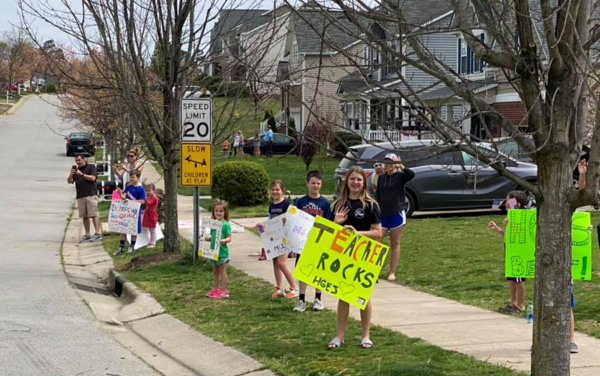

{"left": 162, "top": 163, "right": 180, "bottom": 253}
{"left": 531, "top": 145, "right": 573, "bottom": 376}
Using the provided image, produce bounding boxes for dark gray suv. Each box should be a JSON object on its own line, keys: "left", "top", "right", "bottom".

{"left": 334, "top": 140, "right": 537, "bottom": 217}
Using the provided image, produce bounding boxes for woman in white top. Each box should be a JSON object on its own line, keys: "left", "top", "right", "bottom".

{"left": 114, "top": 148, "right": 144, "bottom": 186}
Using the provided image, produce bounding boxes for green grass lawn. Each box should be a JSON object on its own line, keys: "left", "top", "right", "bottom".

{"left": 212, "top": 97, "right": 280, "bottom": 140}
{"left": 101, "top": 232, "right": 524, "bottom": 376}
{"left": 385, "top": 212, "right": 600, "bottom": 339}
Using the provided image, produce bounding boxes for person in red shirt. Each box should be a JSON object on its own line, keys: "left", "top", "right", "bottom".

{"left": 143, "top": 184, "right": 160, "bottom": 248}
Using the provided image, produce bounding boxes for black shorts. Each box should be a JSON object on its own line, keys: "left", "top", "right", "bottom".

{"left": 295, "top": 252, "right": 301, "bottom": 266}
{"left": 506, "top": 277, "right": 526, "bottom": 283}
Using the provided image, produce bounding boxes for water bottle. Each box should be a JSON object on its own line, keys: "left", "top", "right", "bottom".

{"left": 527, "top": 303, "right": 534, "bottom": 324}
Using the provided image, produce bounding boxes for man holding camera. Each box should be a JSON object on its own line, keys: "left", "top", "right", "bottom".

{"left": 67, "top": 154, "right": 102, "bottom": 242}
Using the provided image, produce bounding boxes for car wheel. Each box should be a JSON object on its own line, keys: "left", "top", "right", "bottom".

{"left": 405, "top": 192, "right": 416, "bottom": 218}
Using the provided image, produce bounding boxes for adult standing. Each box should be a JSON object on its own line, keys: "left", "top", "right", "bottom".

{"left": 237, "top": 130, "right": 245, "bottom": 155}
{"left": 68, "top": 154, "right": 102, "bottom": 242}
{"left": 232, "top": 131, "right": 241, "bottom": 157}
{"left": 113, "top": 148, "right": 144, "bottom": 187}
{"left": 375, "top": 153, "right": 415, "bottom": 281}
{"left": 264, "top": 125, "right": 274, "bottom": 157}
{"left": 253, "top": 130, "right": 261, "bottom": 157}
{"left": 328, "top": 166, "right": 382, "bottom": 349}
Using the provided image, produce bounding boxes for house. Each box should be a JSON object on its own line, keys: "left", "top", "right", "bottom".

{"left": 336, "top": 2, "right": 457, "bottom": 143}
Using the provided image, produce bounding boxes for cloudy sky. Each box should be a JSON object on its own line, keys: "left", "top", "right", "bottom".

{"left": 0, "top": 0, "right": 73, "bottom": 43}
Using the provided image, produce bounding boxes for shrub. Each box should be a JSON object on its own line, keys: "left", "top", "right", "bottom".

{"left": 211, "top": 161, "right": 269, "bottom": 205}
{"left": 330, "top": 131, "right": 363, "bottom": 155}
{"left": 298, "top": 125, "right": 330, "bottom": 171}
{"left": 44, "top": 84, "right": 57, "bottom": 93}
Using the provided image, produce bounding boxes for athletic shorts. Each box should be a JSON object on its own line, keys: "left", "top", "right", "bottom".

{"left": 506, "top": 277, "right": 526, "bottom": 283}
{"left": 571, "top": 284, "right": 576, "bottom": 308}
{"left": 381, "top": 211, "right": 406, "bottom": 230}
{"left": 210, "top": 257, "right": 230, "bottom": 267}
{"left": 78, "top": 196, "right": 99, "bottom": 218}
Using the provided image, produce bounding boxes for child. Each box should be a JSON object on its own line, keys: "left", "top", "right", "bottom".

{"left": 253, "top": 130, "right": 261, "bottom": 157}
{"left": 116, "top": 170, "right": 146, "bottom": 254}
{"left": 257, "top": 180, "right": 299, "bottom": 298}
{"left": 222, "top": 139, "right": 229, "bottom": 157}
{"left": 142, "top": 183, "right": 159, "bottom": 248}
{"left": 206, "top": 201, "right": 232, "bottom": 298}
{"left": 237, "top": 131, "right": 245, "bottom": 155}
{"left": 293, "top": 170, "right": 332, "bottom": 312}
{"left": 328, "top": 166, "right": 382, "bottom": 350}
{"left": 488, "top": 190, "right": 528, "bottom": 313}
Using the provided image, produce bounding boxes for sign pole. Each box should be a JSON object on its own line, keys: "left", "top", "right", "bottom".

{"left": 193, "top": 187, "right": 199, "bottom": 262}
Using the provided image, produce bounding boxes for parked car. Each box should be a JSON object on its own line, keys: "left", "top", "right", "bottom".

{"left": 65, "top": 132, "right": 96, "bottom": 156}
{"left": 242, "top": 133, "right": 297, "bottom": 155}
{"left": 334, "top": 140, "right": 537, "bottom": 217}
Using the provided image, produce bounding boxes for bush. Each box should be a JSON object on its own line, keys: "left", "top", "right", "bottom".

{"left": 330, "top": 131, "right": 363, "bottom": 155}
{"left": 211, "top": 161, "right": 269, "bottom": 205}
{"left": 298, "top": 125, "right": 330, "bottom": 171}
{"left": 44, "top": 84, "right": 57, "bottom": 93}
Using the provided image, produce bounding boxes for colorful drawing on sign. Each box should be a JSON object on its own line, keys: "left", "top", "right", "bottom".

{"left": 108, "top": 200, "right": 141, "bottom": 235}
{"left": 292, "top": 216, "right": 390, "bottom": 309}
{"left": 198, "top": 218, "right": 223, "bottom": 261}
{"left": 258, "top": 216, "right": 289, "bottom": 260}
{"left": 284, "top": 206, "right": 315, "bottom": 254}
{"left": 505, "top": 210, "right": 592, "bottom": 280}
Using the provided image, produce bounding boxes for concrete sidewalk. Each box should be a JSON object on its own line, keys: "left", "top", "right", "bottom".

{"left": 142, "top": 161, "right": 600, "bottom": 375}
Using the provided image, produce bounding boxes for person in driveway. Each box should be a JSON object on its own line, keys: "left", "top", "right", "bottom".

{"left": 68, "top": 154, "right": 101, "bottom": 242}
{"left": 375, "top": 153, "right": 415, "bottom": 281}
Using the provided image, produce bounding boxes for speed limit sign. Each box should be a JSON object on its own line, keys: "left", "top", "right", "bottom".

{"left": 180, "top": 98, "right": 212, "bottom": 143}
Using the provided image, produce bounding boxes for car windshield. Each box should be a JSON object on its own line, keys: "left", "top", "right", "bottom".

{"left": 69, "top": 133, "right": 92, "bottom": 139}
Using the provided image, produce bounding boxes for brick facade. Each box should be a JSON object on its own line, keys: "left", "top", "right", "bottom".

{"left": 493, "top": 101, "right": 528, "bottom": 127}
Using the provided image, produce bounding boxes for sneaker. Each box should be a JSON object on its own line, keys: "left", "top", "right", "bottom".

{"left": 115, "top": 248, "right": 125, "bottom": 255}
{"left": 90, "top": 233, "right": 102, "bottom": 242}
{"left": 293, "top": 300, "right": 307, "bottom": 312}
{"left": 285, "top": 289, "right": 299, "bottom": 299}
{"left": 272, "top": 288, "right": 285, "bottom": 298}
{"left": 127, "top": 247, "right": 134, "bottom": 253}
{"left": 80, "top": 234, "right": 92, "bottom": 242}
{"left": 570, "top": 342, "right": 579, "bottom": 354}
{"left": 218, "top": 290, "right": 229, "bottom": 298}
{"left": 206, "top": 289, "right": 220, "bottom": 298}
{"left": 313, "top": 298, "right": 324, "bottom": 311}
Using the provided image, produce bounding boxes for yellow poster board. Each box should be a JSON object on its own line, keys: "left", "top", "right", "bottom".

{"left": 293, "top": 216, "right": 389, "bottom": 309}
{"left": 180, "top": 143, "right": 212, "bottom": 187}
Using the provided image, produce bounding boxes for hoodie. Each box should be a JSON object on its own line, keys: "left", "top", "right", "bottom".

{"left": 375, "top": 168, "right": 415, "bottom": 215}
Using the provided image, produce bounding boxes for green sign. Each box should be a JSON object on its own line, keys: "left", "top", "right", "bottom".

{"left": 505, "top": 210, "right": 592, "bottom": 280}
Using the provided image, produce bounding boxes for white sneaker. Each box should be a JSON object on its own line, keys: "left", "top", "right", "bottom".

{"left": 313, "top": 298, "right": 324, "bottom": 311}
{"left": 293, "top": 300, "right": 307, "bottom": 312}
{"left": 127, "top": 247, "right": 134, "bottom": 253}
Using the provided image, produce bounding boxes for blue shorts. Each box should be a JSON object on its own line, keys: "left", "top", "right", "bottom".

{"left": 571, "top": 284, "right": 576, "bottom": 308}
{"left": 381, "top": 211, "right": 406, "bottom": 230}
{"left": 210, "top": 257, "right": 230, "bottom": 267}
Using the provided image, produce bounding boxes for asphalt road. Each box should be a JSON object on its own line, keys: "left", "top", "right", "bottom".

{"left": 0, "top": 95, "right": 157, "bottom": 376}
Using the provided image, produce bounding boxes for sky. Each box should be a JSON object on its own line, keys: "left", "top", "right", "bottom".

{"left": 0, "top": 0, "right": 72, "bottom": 43}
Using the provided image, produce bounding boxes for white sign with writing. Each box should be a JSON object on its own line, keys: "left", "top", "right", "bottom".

{"left": 258, "top": 215, "right": 289, "bottom": 260}
{"left": 198, "top": 218, "right": 223, "bottom": 261}
{"left": 180, "top": 98, "right": 212, "bottom": 142}
{"left": 284, "top": 206, "right": 315, "bottom": 254}
{"left": 108, "top": 200, "right": 141, "bottom": 235}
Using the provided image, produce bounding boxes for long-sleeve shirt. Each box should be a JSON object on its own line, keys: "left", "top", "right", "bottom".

{"left": 375, "top": 168, "right": 415, "bottom": 215}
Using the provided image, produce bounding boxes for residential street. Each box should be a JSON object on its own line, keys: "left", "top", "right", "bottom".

{"left": 0, "top": 95, "right": 157, "bottom": 376}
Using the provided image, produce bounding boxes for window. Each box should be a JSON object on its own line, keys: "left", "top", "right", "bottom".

{"left": 343, "top": 101, "right": 362, "bottom": 130}
{"left": 290, "top": 40, "right": 299, "bottom": 69}
{"left": 457, "top": 34, "right": 485, "bottom": 74}
{"left": 385, "top": 42, "right": 399, "bottom": 76}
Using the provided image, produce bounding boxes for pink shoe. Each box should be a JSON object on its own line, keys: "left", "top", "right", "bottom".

{"left": 218, "top": 290, "right": 229, "bottom": 298}
{"left": 206, "top": 289, "right": 220, "bottom": 298}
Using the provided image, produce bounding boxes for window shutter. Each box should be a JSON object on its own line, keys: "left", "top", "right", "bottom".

{"left": 457, "top": 38, "right": 462, "bottom": 73}
{"left": 480, "top": 34, "right": 485, "bottom": 71}
{"left": 467, "top": 46, "right": 472, "bottom": 74}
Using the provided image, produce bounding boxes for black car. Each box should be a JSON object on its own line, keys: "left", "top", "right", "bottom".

{"left": 66, "top": 132, "right": 96, "bottom": 156}
{"left": 242, "top": 133, "right": 297, "bottom": 155}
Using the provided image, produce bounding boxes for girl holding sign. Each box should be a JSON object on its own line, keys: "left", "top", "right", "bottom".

{"left": 115, "top": 170, "right": 146, "bottom": 254}
{"left": 206, "top": 201, "right": 232, "bottom": 298}
{"left": 329, "top": 166, "right": 382, "bottom": 350}
{"left": 258, "top": 180, "right": 299, "bottom": 298}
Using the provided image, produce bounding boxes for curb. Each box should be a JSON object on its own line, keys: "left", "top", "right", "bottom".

{"left": 5, "top": 94, "right": 32, "bottom": 115}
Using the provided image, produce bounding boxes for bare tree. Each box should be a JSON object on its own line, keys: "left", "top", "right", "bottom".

{"left": 277, "top": 1, "right": 600, "bottom": 375}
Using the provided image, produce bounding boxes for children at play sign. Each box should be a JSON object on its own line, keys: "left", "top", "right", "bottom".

{"left": 293, "top": 216, "right": 389, "bottom": 309}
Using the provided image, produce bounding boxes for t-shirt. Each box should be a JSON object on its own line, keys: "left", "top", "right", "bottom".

{"left": 269, "top": 200, "right": 290, "bottom": 218}
{"left": 332, "top": 199, "right": 381, "bottom": 231}
{"left": 294, "top": 195, "right": 331, "bottom": 219}
{"left": 211, "top": 221, "right": 232, "bottom": 258}
{"left": 263, "top": 129, "right": 274, "bottom": 141}
{"left": 124, "top": 184, "right": 147, "bottom": 202}
{"left": 74, "top": 163, "right": 98, "bottom": 199}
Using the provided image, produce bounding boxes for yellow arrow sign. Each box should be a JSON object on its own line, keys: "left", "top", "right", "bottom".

{"left": 181, "top": 143, "right": 212, "bottom": 187}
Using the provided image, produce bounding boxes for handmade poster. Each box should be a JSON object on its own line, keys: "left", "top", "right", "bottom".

{"left": 108, "top": 200, "right": 141, "bottom": 235}
{"left": 505, "top": 210, "right": 592, "bottom": 280}
{"left": 293, "top": 216, "right": 390, "bottom": 309}
{"left": 126, "top": 215, "right": 164, "bottom": 249}
{"left": 198, "top": 218, "right": 223, "bottom": 261}
{"left": 258, "top": 215, "right": 289, "bottom": 260}
{"left": 284, "top": 206, "right": 315, "bottom": 254}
